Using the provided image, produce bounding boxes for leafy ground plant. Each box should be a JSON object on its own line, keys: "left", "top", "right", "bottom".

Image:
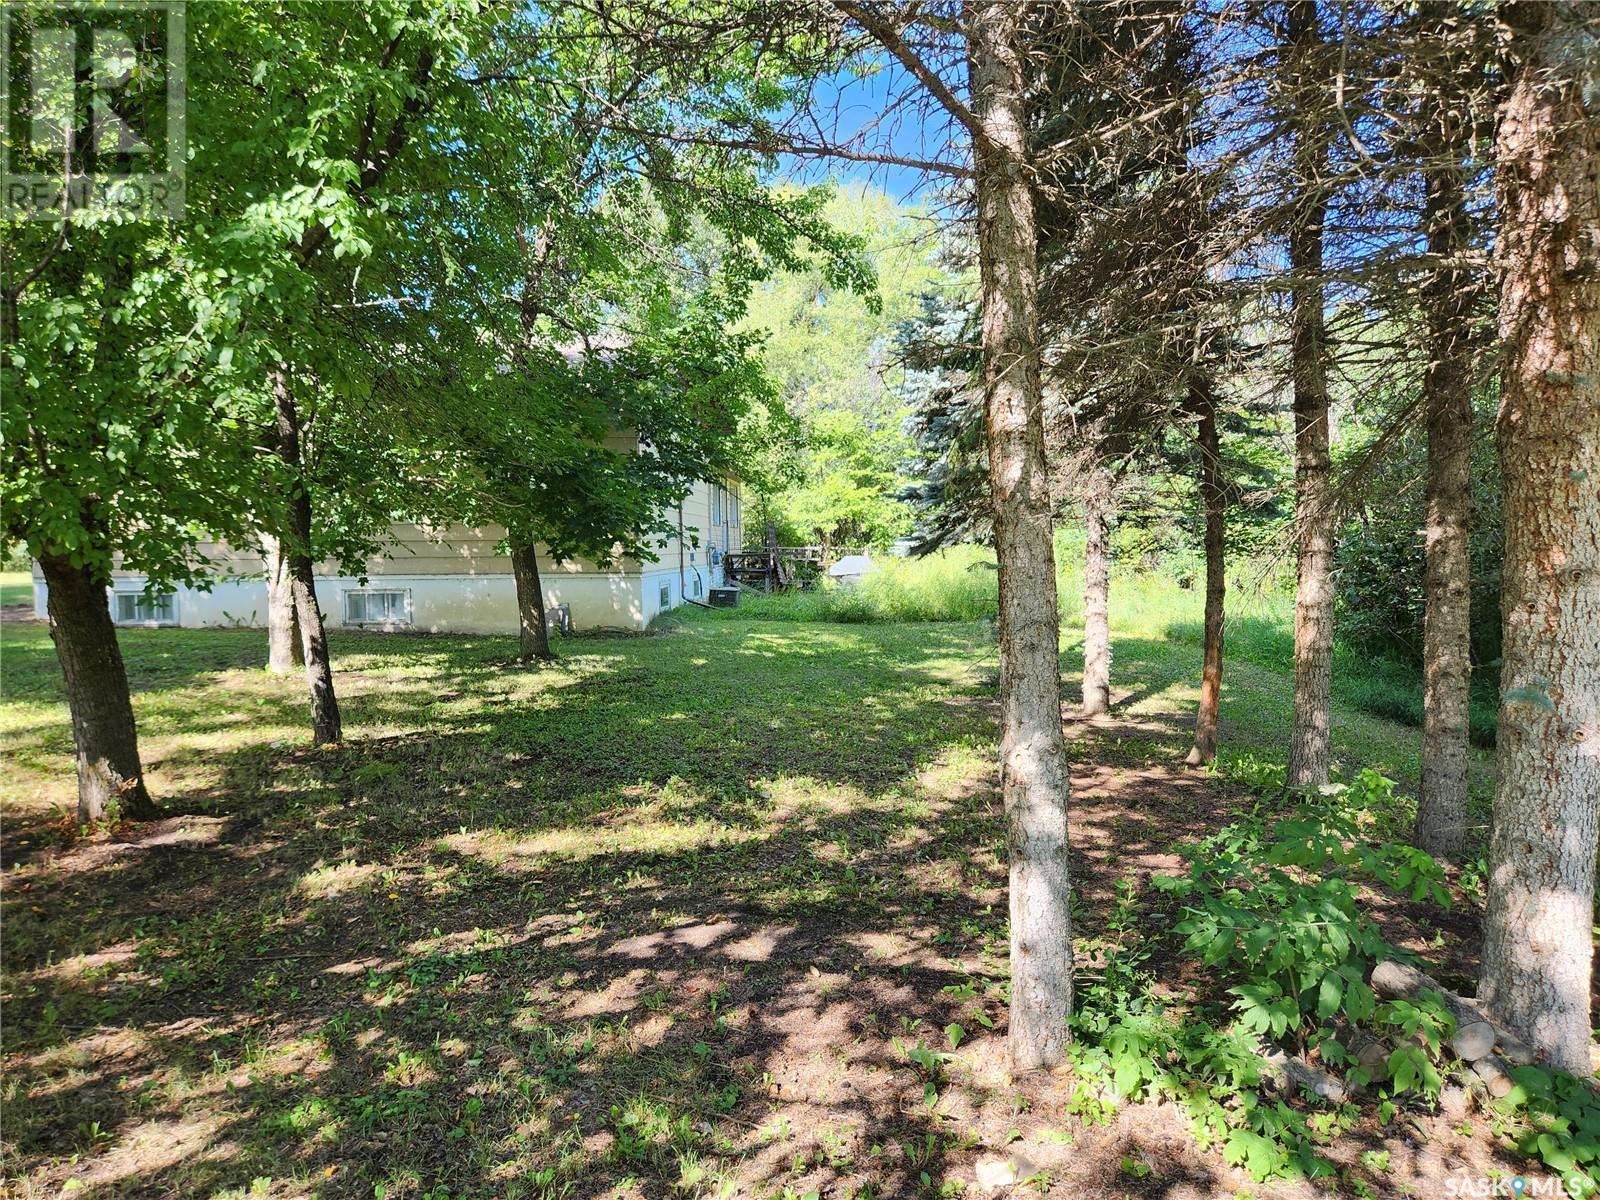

{"left": 1071, "top": 769, "right": 1596, "bottom": 1194}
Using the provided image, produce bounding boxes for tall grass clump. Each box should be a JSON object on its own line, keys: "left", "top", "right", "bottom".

{"left": 694, "top": 546, "right": 999, "bottom": 624}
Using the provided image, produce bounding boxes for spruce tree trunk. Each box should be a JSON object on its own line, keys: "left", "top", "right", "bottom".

{"left": 261, "top": 532, "right": 303, "bottom": 675}
{"left": 273, "top": 372, "right": 342, "bottom": 745}
{"left": 1187, "top": 380, "right": 1226, "bottom": 767}
{"left": 1477, "top": 2, "right": 1600, "bottom": 1075}
{"left": 511, "top": 541, "right": 554, "bottom": 663}
{"left": 969, "top": 1, "right": 1074, "bottom": 1073}
{"left": 38, "top": 553, "right": 160, "bottom": 823}
{"left": 1414, "top": 118, "right": 1475, "bottom": 863}
{"left": 1284, "top": 0, "right": 1335, "bottom": 791}
{"left": 1080, "top": 467, "right": 1112, "bottom": 716}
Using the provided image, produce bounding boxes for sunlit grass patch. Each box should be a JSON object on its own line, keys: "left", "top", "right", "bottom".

{"left": 440, "top": 812, "right": 765, "bottom": 872}
{"left": 296, "top": 861, "right": 384, "bottom": 900}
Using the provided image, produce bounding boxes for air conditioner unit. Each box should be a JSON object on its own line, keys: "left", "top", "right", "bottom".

{"left": 709, "top": 587, "right": 740, "bottom": 608}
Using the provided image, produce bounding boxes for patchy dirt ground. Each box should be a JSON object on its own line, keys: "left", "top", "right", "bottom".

{"left": 0, "top": 616, "right": 1547, "bottom": 1199}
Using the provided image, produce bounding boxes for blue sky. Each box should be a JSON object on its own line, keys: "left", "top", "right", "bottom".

{"left": 774, "top": 60, "right": 965, "bottom": 204}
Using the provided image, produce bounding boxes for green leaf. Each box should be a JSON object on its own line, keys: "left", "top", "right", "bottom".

{"left": 1315, "top": 972, "right": 1343, "bottom": 1021}
{"left": 1223, "top": 1129, "right": 1281, "bottom": 1181}
{"left": 1113, "top": 1054, "right": 1142, "bottom": 1097}
{"left": 1539, "top": 1133, "right": 1578, "bottom": 1173}
{"left": 1388, "top": 1046, "right": 1418, "bottom": 1093}
{"left": 1342, "top": 978, "right": 1375, "bottom": 1025}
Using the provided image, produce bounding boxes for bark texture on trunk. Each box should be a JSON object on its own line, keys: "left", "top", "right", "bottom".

{"left": 262, "top": 532, "right": 304, "bottom": 675}
{"left": 1186, "top": 379, "right": 1226, "bottom": 767}
{"left": 39, "top": 554, "right": 160, "bottom": 823}
{"left": 1414, "top": 114, "right": 1475, "bottom": 863}
{"left": 273, "top": 373, "right": 342, "bottom": 746}
{"left": 1478, "top": 2, "right": 1600, "bottom": 1075}
{"left": 969, "top": 2, "right": 1074, "bottom": 1073}
{"left": 511, "top": 541, "right": 554, "bottom": 663}
{"left": 1080, "top": 466, "right": 1113, "bottom": 717}
{"left": 1284, "top": 0, "right": 1335, "bottom": 791}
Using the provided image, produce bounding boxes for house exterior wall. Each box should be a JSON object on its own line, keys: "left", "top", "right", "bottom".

{"left": 649, "top": 477, "right": 742, "bottom": 602}
{"left": 29, "top": 478, "right": 743, "bottom": 635}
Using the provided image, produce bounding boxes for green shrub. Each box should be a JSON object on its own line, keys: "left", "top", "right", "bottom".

{"left": 1333, "top": 412, "right": 1503, "bottom": 670}
{"left": 1154, "top": 772, "right": 1452, "bottom": 1050}
{"left": 1068, "top": 774, "right": 1476, "bottom": 1184}
{"left": 1496, "top": 1065, "right": 1600, "bottom": 1196}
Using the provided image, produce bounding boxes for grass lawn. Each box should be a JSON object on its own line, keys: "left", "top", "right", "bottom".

{"left": 1, "top": 603, "right": 1516, "bottom": 1198}
{"left": 1, "top": 568, "right": 34, "bottom": 610}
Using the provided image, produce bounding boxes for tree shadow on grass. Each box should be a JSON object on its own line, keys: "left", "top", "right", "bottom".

{"left": 2, "top": 616, "right": 1284, "bottom": 1198}
{"left": 5, "top": 778, "right": 995, "bottom": 1195}
{"left": 2, "top": 617, "right": 1516, "bottom": 1199}
{"left": 7, "top": 772, "right": 1269, "bottom": 1199}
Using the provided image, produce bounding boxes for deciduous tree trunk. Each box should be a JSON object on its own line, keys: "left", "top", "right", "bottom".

{"left": 273, "top": 372, "right": 341, "bottom": 746}
{"left": 1284, "top": 0, "right": 1335, "bottom": 791}
{"left": 1477, "top": 2, "right": 1600, "bottom": 1076}
{"left": 1081, "top": 466, "right": 1113, "bottom": 716}
{"left": 1414, "top": 114, "right": 1475, "bottom": 863}
{"left": 511, "top": 541, "right": 554, "bottom": 663}
{"left": 1187, "top": 379, "right": 1226, "bottom": 767}
{"left": 261, "top": 532, "right": 303, "bottom": 675}
{"left": 38, "top": 553, "right": 160, "bottom": 823}
{"left": 969, "top": 1, "right": 1074, "bottom": 1073}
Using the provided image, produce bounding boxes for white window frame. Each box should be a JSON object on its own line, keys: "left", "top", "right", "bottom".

{"left": 342, "top": 587, "right": 412, "bottom": 627}
{"left": 113, "top": 589, "right": 177, "bottom": 626}
{"left": 659, "top": 581, "right": 671, "bottom": 610}
{"left": 711, "top": 483, "right": 723, "bottom": 526}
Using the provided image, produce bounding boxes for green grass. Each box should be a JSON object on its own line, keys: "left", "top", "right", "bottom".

{"left": 1163, "top": 610, "right": 1499, "bottom": 748}
{"left": 0, "top": 584, "right": 1501, "bottom": 1197}
{"left": 2, "top": 617, "right": 1007, "bottom": 1197}
{"left": 1, "top": 569, "right": 33, "bottom": 608}
{"left": 710, "top": 545, "right": 1497, "bottom": 760}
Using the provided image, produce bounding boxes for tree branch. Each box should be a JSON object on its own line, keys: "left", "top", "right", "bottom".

{"left": 594, "top": 117, "right": 972, "bottom": 179}
{"left": 298, "top": 45, "right": 437, "bottom": 266}
{"left": 835, "top": 1, "right": 987, "bottom": 152}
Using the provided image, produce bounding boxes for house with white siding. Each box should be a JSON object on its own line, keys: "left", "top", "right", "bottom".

{"left": 32, "top": 476, "right": 743, "bottom": 635}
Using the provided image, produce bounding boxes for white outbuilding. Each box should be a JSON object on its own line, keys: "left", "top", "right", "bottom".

{"left": 828, "top": 554, "right": 877, "bottom": 585}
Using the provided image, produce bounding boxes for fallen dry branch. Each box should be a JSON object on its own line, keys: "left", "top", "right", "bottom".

{"left": 1370, "top": 960, "right": 1536, "bottom": 1065}
{"left": 1261, "top": 1046, "right": 1348, "bottom": 1102}
{"left": 1470, "top": 1053, "right": 1517, "bottom": 1099}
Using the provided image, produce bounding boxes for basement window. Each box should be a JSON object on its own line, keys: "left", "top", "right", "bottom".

{"left": 659, "top": 582, "right": 671, "bottom": 609}
{"left": 114, "top": 590, "right": 176, "bottom": 625}
{"left": 343, "top": 588, "right": 410, "bottom": 626}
